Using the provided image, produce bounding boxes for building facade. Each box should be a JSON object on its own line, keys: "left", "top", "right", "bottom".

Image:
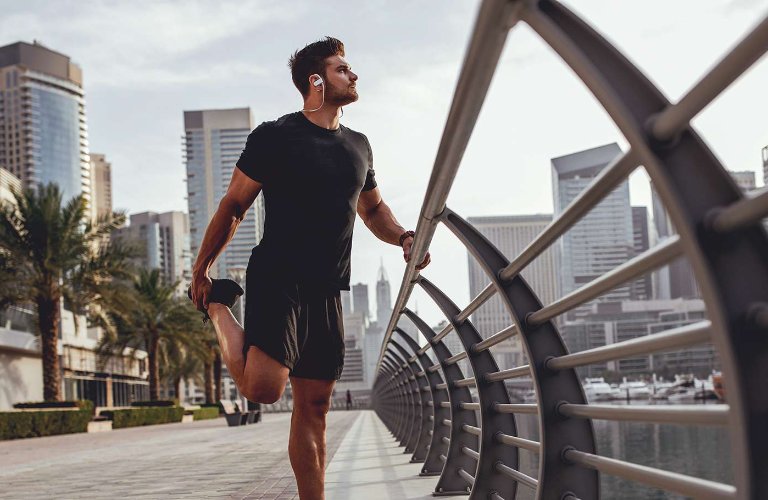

{"left": 375, "top": 261, "right": 392, "bottom": 328}
{"left": 467, "top": 214, "right": 559, "bottom": 370}
{"left": 115, "top": 211, "right": 192, "bottom": 294}
{"left": 560, "top": 299, "right": 714, "bottom": 379}
{"left": 89, "top": 153, "right": 112, "bottom": 220}
{"left": 631, "top": 206, "right": 651, "bottom": 300}
{"left": 184, "top": 108, "right": 265, "bottom": 279}
{"left": 551, "top": 144, "right": 635, "bottom": 318}
{"left": 0, "top": 41, "right": 91, "bottom": 206}
{"left": 351, "top": 283, "right": 370, "bottom": 323}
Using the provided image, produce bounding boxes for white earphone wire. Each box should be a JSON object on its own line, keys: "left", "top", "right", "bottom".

{"left": 301, "top": 79, "right": 324, "bottom": 113}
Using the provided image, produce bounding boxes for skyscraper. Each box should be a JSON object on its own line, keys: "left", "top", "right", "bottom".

{"left": 651, "top": 187, "right": 699, "bottom": 299}
{"left": 631, "top": 206, "right": 651, "bottom": 300}
{"left": 184, "top": 108, "right": 265, "bottom": 279}
{"left": 467, "top": 214, "right": 559, "bottom": 370}
{"left": 0, "top": 41, "right": 91, "bottom": 205}
{"left": 89, "top": 153, "right": 112, "bottom": 220}
{"left": 115, "top": 211, "right": 192, "bottom": 295}
{"left": 552, "top": 143, "right": 634, "bottom": 317}
{"left": 375, "top": 261, "right": 392, "bottom": 327}
{"left": 352, "top": 282, "right": 370, "bottom": 322}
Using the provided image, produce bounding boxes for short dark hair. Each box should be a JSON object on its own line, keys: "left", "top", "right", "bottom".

{"left": 289, "top": 37, "right": 345, "bottom": 96}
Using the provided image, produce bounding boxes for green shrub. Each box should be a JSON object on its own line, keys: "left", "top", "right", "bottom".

{"left": 130, "top": 400, "right": 176, "bottom": 407}
{"left": 0, "top": 404, "right": 92, "bottom": 440}
{"left": 192, "top": 407, "right": 219, "bottom": 421}
{"left": 101, "top": 406, "right": 184, "bottom": 429}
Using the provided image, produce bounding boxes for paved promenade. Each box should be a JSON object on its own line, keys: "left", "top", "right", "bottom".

{"left": 0, "top": 410, "right": 457, "bottom": 499}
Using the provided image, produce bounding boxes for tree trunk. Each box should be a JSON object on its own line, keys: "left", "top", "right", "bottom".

{"left": 148, "top": 333, "right": 160, "bottom": 401}
{"left": 213, "top": 350, "right": 222, "bottom": 403}
{"left": 204, "top": 352, "right": 214, "bottom": 405}
{"left": 38, "top": 295, "right": 62, "bottom": 402}
{"left": 174, "top": 376, "right": 182, "bottom": 404}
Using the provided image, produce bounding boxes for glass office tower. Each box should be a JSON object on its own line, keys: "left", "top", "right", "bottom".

{"left": 0, "top": 41, "right": 90, "bottom": 205}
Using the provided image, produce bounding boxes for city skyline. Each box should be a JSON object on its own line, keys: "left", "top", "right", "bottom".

{"left": 0, "top": 1, "right": 765, "bottom": 327}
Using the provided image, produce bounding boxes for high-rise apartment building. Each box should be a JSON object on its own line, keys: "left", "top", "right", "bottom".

{"left": 552, "top": 143, "right": 635, "bottom": 317}
{"left": 89, "top": 153, "right": 112, "bottom": 220}
{"left": 0, "top": 41, "right": 90, "bottom": 205}
{"left": 183, "top": 108, "right": 264, "bottom": 279}
{"left": 467, "top": 214, "right": 559, "bottom": 370}
{"left": 115, "top": 211, "right": 192, "bottom": 294}
{"left": 352, "top": 282, "right": 370, "bottom": 323}
{"left": 375, "top": 261, "right": 392, "bottom": 328}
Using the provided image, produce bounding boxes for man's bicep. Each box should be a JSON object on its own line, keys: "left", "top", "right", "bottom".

{"left": 357, "top": 187, "right": 382, "bottom": 217}
{"left": 224, "top": 167, "right": 263, "bottom": 217}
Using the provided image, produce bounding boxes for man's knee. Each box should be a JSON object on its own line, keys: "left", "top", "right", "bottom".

{"left": 295, "top": 395, "right": 331, "bottom": 419}
{"left": 241, "top": 381, "right": 285, "bottom": 404}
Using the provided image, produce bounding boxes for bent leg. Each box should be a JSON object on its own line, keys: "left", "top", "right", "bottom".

{"left": 208, "top": 303, "right": 289, "bottom": 403}
{"left": 289, "top": 377, "right": 335, "bottom": 500}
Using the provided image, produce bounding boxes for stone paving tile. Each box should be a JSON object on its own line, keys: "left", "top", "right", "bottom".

{"left": 0, "top": 410, "right": 361, "bottom": 499}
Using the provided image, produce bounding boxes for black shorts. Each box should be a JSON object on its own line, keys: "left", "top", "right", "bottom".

{"left": 242, "top": 247, "right": 346, "bottom": 381}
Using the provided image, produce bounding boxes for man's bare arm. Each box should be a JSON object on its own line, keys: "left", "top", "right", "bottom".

{"left": 191, "top": 168, "right": 262, "bottom": 310}
{"left": 357, "top": 188, "right": 431, "bottom": 270}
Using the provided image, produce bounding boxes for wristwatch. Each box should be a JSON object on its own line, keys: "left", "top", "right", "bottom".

{"left": 399, "top": 230, "right": 416, "bottom": 247}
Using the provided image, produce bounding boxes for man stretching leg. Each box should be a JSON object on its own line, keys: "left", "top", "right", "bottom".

{"left": 189, "top": 37, "right": 430, "bottom": 500}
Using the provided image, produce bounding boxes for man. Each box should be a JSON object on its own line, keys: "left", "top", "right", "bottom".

{"left": 188, "top": 37, "right": 430, "bottom": 500}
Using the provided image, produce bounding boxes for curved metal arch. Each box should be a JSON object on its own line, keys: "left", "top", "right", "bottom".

{"left": 394, "top": 326, "right": 449, "bottom": 471}
{"left": 402, "top": 308, "right": 479, "bottom": 496}
{"left": 438, "top": 209, "right": 598, "bottom": 500}
{"left": 381, "top": 356, "right": 408, "bottom": 441}
{"left": 416, "top": 276, "right": 521, "bottom": 500}
{"left": 386, "top": 346, "right": 421, "bottom": 452}
{"left": 383, "top": 352, "right": 414, "bottom": 446}
{"left": 390, "top": 339, "right": 427, "bottom": 456}
{"left": 522, "top": 2, "right": 768, "bottom": 496}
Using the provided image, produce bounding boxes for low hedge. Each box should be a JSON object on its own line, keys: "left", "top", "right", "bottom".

{"left": 192, "top": 407, "right": 219, "bottom": 421}
{"left": 1, "top": 401, "right": 93, "bottom": 440}
{"left": 101, "top": 406, "right": 184, "bottom": 429}
{"left": 130, "top": 400, "right": 177, "bottom": 407}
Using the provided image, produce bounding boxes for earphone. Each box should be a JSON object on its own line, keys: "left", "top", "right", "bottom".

{"left": 302, "top": 74, "right": 325, "bottom": 112}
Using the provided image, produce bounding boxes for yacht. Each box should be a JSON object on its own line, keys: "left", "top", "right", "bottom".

{"left": 582, "top": 378, "right": 614, "bottom": 402}
{"left": 613, "top": 380, "right": 652, "bottom": 400}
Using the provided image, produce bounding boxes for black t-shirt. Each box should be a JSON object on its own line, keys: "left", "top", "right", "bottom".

{"left": 236, "top": 112, "right": 377, "bottom": 291}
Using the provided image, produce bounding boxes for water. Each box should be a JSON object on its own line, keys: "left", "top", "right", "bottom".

{"left": 509, "top": 403, "right": 733, "bottom": 499}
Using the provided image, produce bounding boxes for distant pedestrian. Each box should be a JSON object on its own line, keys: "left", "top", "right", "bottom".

{"left": 346, "top": 389, "right": 352, "bottom": 410}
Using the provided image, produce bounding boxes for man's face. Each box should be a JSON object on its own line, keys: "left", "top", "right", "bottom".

{"left": 322, "top": 55, "right": 358, "bottom": 106}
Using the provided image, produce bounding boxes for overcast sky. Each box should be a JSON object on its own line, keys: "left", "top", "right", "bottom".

{"left": 2, "top": 0, "right": 766, "bottom": 328}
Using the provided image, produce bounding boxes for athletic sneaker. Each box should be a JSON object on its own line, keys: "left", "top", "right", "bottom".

{"left": 187, "top": 279, "right": 244, "bottom": 323}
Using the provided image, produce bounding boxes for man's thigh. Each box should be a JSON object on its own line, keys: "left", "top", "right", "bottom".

{"left": 242, "top": 346, "right": 290, "bottom": 400}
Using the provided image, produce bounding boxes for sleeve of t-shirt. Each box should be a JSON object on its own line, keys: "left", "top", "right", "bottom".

{"left": 362, "top": 134, "right": 377, "bottom": 192}
{"left": 236, "top": 122, "right": 276, "bottom": 184}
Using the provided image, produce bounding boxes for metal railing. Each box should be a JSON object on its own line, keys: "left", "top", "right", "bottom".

{"left": 371, "top": 1, "right": 768, "bottom": 499}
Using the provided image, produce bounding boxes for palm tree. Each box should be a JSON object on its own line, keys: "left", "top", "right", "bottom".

{"left": 0, "top": 184, "right": 134, "bottom": 401}
{"left": 160, "top": 341, "right": 205, "bottom": 403}
{"left": 97, "top": 268, "right": 204, "bottom": 400}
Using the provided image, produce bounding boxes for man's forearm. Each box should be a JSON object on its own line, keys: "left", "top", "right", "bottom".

{"left": 361, "top": 200, "right": 406, "bottom": 246}
{"left": 192, "top": 198, "right": 244, "bottom": 276}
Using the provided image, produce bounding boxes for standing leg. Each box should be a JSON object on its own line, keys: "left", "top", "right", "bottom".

{"left": 289, "top": 376, "right": 336, "bottom": 500}
{"left": 207, "top": 303, "right": 289, "bottom": 403}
